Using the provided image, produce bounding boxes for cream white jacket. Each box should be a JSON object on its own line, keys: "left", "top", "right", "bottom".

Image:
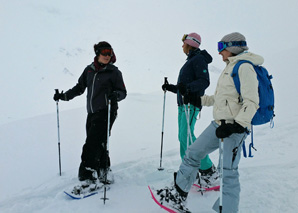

{"left": 201, "top": 52, "right": 264, "bottom": 130}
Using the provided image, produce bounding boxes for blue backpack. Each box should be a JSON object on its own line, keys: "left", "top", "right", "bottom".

{"left": 232, "top": 60, "right": 275, "bottom": 157}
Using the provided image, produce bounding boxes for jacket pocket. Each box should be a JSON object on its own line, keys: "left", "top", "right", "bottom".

{"left": 225, "top": 99, "right": 240, "bottom": 118}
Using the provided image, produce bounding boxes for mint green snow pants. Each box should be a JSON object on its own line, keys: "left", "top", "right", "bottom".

{"left": 178, "top": 105, "right": 213, "bottom": 170}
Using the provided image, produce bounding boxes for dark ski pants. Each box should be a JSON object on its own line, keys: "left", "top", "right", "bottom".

{"left": 80, "top": 110, "right": 117, "bottom": 174}
{"left": 175, "top": 121, "right": 247, "bottom": 213}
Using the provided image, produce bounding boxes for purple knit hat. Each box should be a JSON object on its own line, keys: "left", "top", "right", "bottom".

{"left": 183, "top": 33, "right": 201, "bottom": 48}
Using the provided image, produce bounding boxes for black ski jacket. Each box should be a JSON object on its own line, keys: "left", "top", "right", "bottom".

{"left": 65, "top": 62, "right": 127, "bottom": 113}
{"left": 169, "top": 49, "right": 212, "bottom": 107}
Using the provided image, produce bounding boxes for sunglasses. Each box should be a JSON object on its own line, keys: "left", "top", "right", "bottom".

{"left": 99, "top": 48, "right": 113, "bottom": 57}
{"left": 217, "top": 41, "right": 247, "bottom": 53}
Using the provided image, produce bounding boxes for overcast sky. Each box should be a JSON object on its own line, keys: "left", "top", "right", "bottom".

{"left": 0, "top": 0, "right": 297, "bottom": 124}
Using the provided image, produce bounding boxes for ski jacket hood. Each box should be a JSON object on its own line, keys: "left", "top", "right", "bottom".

{"left": 201, "top": 52, "right": 263, "bottom": 129}
{"left": 187, "top": 49, "right": 212, "bottom": 64}
{"left": 226, "top": 51, "right": 264, "bottom": 67}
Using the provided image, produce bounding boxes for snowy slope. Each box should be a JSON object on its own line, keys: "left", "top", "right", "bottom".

{"left": 1, "top": 0, "right": 298, "bottom": 212}
{"left": 1, "top": 90, "right": 298, "bottom": 213}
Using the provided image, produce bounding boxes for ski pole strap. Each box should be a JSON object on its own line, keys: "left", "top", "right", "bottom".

{"left": 242, "top": 141, "right": 247, "bottom": 158}
{"left": 242, "top": 126, "right": 257, "bottom": 158}
{"left": 248, "top": 126, "right": 253, "bottom": 158}
{"left": 232, "top": 133, "right": 247, "bottom": 161}
{"left": 248, "top": 142, "right": 255, "bottom": 157}
{"left": 242, "top": 138, "right": 255, "bottom": 158}
{"left": 270, "top": 118, "right": 274, "bottom": 128}
{"left": 248, "top": 126, "right": 257, "bottom": 157}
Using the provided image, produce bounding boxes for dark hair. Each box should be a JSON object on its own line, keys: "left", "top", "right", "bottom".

{"left": 94, "top": 41, "right": 112, "bottom": 56}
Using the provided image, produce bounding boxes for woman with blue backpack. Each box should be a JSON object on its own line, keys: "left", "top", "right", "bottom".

{"left": 153, "top": 32, "right": 263, "bottom": 213}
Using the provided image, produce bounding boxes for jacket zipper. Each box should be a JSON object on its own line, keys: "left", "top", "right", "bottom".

{"left": 90, "top": 72, "right": 98, "bottom": 113}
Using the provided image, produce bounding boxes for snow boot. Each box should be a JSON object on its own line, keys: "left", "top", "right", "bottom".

{"left": 198, "top": 164, "right": 219, "bottom": 188}
{"left": 78, "top": 163, "right": 98, "bottom": 181}
{"left": 98, "top": 167, "right": 114, "bottom": 184}
{"left": 155, "top": 184, "right": 190, "bottom": 213}
{"left": 152, "top": 172, "right": 190, "bottom": 212}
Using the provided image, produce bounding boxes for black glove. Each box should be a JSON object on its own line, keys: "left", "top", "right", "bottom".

{"left": 161, "top": 79, "right": 172, "bottom": 91}
{"left": 193, "top": 94, "right": 202, "bottom": 108}
{"left": 162, "top": 78, "right": 169, "bottom": 91}
{"left": 183, "top": 94, "right": 191, "bottom": 105}
{"left": 183, "top": 94, "right": 201, "bottom": 108}
{"left": 215, "top": 122, "right": 246, "bottom": 138}
{"left": 53, "top": 90, "right": 67, "bottom": 101}
{"left": 162, "top": 79, "right": 176, "bottom": 92}
{"left": 177, "top": 83, "right": 188, "bottom": 96}
{"left": 108, "top": 91, "right": 118, "bottom": 103}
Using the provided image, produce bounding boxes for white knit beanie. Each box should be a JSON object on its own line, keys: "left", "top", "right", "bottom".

{"left": 220, "top": 32, "right": 249, "bottom": 54}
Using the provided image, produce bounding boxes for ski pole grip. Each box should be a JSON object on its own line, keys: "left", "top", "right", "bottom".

{"left": 164, "top": 77, "right": 168, "bottom": 84}
{"left": 220, "top": 119, "right": 225, "bottom": 125}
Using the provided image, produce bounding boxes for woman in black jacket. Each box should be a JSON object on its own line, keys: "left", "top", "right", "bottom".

{"left": 54, "top": 41, "right": 127, "bottom": 183}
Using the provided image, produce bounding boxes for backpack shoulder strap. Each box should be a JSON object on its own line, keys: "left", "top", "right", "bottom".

{"left": 231, "top": 60, "right": 254, "bottom": 94}
{"left": 232, "top": 60, "right": 260, "bottom": 158}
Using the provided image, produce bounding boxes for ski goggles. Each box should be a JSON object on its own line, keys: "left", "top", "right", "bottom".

{"left": 182, "top": 34, "right": 188, "bottom": 42}
{"left": 182, "top": 34, "right": 201, "bottom": 45}
{"left": 98, "top": 48, "right": 113, "bottom": 57}
{"left": 217, "top": 41, "right": 247, "bottom": 52}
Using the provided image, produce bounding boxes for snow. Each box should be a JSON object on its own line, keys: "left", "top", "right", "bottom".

{"left": 1, "top": 0, "right": 298, "bottom": 212}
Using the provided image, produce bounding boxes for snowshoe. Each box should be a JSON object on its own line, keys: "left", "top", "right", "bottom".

{"left": 151, "top": 185, "right": 191, "bottom": 213}
{"left": 64, "top": 180, "right": 105, "bottom": 199}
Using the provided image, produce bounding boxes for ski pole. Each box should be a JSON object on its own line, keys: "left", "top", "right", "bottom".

{"left": 219, "top": 120, "right": 225, "bottom": 213}
{"left": 219, "top": 138, "right": 224, "bottom": 213}
{"left": 55, "top": 89, "right": 62, "bottom": 176}
{"left": 102, "top": 98, "right": 111, "bottom": 204}
{"left": 183, "top": 101, "right": 193, "bottom": 148}
{"left": 158, "top": 77, "right": 167, "bottom": 171}
{"left": 187, "top": 103, "right": 191, "bottom": 148}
